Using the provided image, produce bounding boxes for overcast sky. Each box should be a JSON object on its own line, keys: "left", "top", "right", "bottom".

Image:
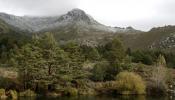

{"left": 0, "top": 0, "right": 175, "bottom": 31}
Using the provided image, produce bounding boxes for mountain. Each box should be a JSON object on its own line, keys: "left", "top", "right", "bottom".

{"left": 120, "top": 25, "right": 175, "bottom": 52}
{"left": 0, "top": 19, "right": 12, "bottom": 34}
{"left": 0, "top": 9, "right": 140, "bottom": 33}
{"left": 1, "top": 8, "right": 175, "bottom": 51}
{"left": 0, "top": 18, "right": 30, "bottom": 50}
{"left": 0, "top": 8, "right": 141, "bottom": 46}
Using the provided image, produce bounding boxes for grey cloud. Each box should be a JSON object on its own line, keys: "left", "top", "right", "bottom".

{"left": 0, "top": 0, "right": 175, "bottom": 31}
{"left": 0, "top": 0, "right": 79, "bottom": 16}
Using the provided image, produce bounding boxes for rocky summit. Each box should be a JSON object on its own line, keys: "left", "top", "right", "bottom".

{"left": 0, "top": 8, "right": 140, "bottom": 33}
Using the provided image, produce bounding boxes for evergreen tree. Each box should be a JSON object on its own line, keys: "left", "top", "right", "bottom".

{"left": 15, "top": 43, "right": 43, "bottom": 89}
{"left": 156, "top": 54, "right": 166, "bottom": 67}
{"left": 81, "top": 45, "right": 100, "bottom": 61}
{"left": 92, "top": 61, "right": 109, "bottom": 81}
{"left": 104, "top": 38, "right": 125, "bottom": 64}
{"left": 62, "top": 41, "right": 87, "bottom": 79}
{"left": 13, "top": 33, "right": 67, "bottom": 88}
{"left": 39, "top": 32, "right": 60, "bottom": 75}
{"left": 126, "top": 48, "right": 131, "bottom": 56}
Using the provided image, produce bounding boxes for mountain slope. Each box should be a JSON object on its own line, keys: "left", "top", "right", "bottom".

{"left": 120, "top": 25, "right": 175, "bottom": 52}
{"left": 0, "top": 9, "right": 142, "bottom": 46}
{"left": 0, "top": 19, "right": 30, "bottom": 53}
{"left": 0, "top": 19, "right": 11, "bottom": 34}
{"left": 2, "top": 8, "right": 175, "bottom": 51}
{"left": 0, "top": 9, "right": 140, "bottom": 33}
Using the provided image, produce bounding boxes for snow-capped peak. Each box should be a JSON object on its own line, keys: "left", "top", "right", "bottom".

{"left": 57, "top": 8, "right": 99, "bottom": 25}
{"left": 0, "top": 9, "right": 141, "bottom": 33}
{"left": 68, "top": 8, "right": 86, "bottom": 16}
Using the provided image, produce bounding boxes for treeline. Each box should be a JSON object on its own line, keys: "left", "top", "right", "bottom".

{"left": 127, "top": 48, "right": 175, "bottom": 68}
{"left": 0, "top": 32, "right": 173, "bottom": 98}
{"left": 6, "top": 32, "right": 127, "bottom": 84}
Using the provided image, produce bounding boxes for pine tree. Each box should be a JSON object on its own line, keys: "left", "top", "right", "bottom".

{"left": 104, "top": 38, "right": 125, "bottom": 64}
{"left": 62, "top": 41, "right": 87, "bottom": 79}
{"left": 15, "top": 43, "right": 43, "bottom": 89}
{"left": 156, "top": 54, "right": 166, "bottom": 67}
{"left": 81, "top": 45, "right": 100, "bottom": 61}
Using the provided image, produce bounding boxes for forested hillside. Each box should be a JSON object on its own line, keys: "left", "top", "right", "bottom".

{"left": 0, "top": 9, "right": 174, "bottom": 99}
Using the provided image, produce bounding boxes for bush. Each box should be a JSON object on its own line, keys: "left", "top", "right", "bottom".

{"left": 60, "top": 75, "right": 72, "bottom": 82}
{"left": 131, "top": 50, "right": 154, "bottom": 65}
{"left": 9, "top": 90, "right": 18, "bottom": 99}
{"left": 78, "top": 88, "right": 96, "bottom": 95}
{"left": 92, "top": 61, "right": 109, "bottom": 81}
{"left": 19, "top": 89, "right": 36, "bottom": 97}
{"left": 148, "top": 66, "right": 170, "bottom": 94}
{"left": 0, "top": 77, "right": 17, "bottom": 89}
{"left": 0, "top": 89, "right": 5, "bottom": 96}
{"left": 115, "top": 72, "right": 146, "bottom": 94}
{"left": 64, "top": 87, "right": 78, "bottom": 96}
{"left": 0, "top": 88, "right": 7, "bottom": 99}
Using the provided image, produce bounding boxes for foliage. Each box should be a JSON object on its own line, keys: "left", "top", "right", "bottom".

{"left": 15, "top": 43, "right": 44, "bottom": 89}
{"left": 64, "top": 87, "right": 78, "bottom": 96}
{"left": 0, "top": 88, "right": 7, "bottom": 99}
{"left": 0, "top": 23, "right": 30, "bottom": 65}
{"left": 0, "top": 77, "right": 18, "bottom": 90}
{"left": 59, "top": 75, "right": 73, "bottom": 82}
{"left": 9, "top": 90, "right": 18, "bottom": 99}
{"left": 149, "top": 66, "right": 169, "bottom": 94}
{"left": 9, "top": 33, "right": 95, "bottom": 91}
{"left": 35, "top": 32, "right": 69, "bottom": 77}
{"left": 19, "top": 89, "right": 37, "bottom": 97}
{"left": 156, "top": 54, "right": 166, "bottom": 67}
{"left": 98, "top": 38, "right": 127, "bottom": 80}
{"left": 78, "top": 87, "right": 96, "bottom": 95}
{"left": 115, "top": 71, "right": 146, "bottom": 94}
{"left": 149, "top": 55, "right": 169, "bottom": 94}
{"left": 130, "top": 50, "right": 155, "bottom": 65}
{"left": 129, "top": 50, "right": 175, "bottom": 68}
{"left": 0, "top": 31, "right": 173, "bottom": 96}
{"left": 91, "top": 60, "right": 132, "bottom": 82}
{"left": 81, "top": 45, "right": 101, "bottom": 61}
{"left": 13, "top": 33, "right": 71, "bottom": 89}
{"left": 104, "top": 38, "right": 125, "bottom": 64}
{"left": 61, "top": 41, "right": 89, "bottom": 79}
{"left": 92, "top": 61, "right": 109, "bottom": 81}
{"left": 165, "top": 52, "right": 175, "bottom": 68}
{"left": 0, "top": 89, "right": 5, "bottom": 96}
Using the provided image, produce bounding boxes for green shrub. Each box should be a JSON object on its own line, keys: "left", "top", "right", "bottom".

{"left": 115, "top": 71, "right": 146, "bottom": 94}
{"left": 9, "top": 90, "right": 18, "bottom": 99}
{"left": 60, "top": 75, "right": 72, "bottom": 82}
{"left": 53, "top": 84, "right": 63, "bottom": 91}
{"left": 19, "top": 89, "right": 36, "bottom": 97}
{"left": 0, "top": 88, "right": 7, "bottom": 99}
{"left": 92, "top": 61, "right": 109, "bottom": 81}
{"left": 78, "top": 87, "right": 96, "bottom": 95}
{"left": 130, "top": 50, "right": 155, "bottom": 65}
{"left": 65, "top": 87, "right": 78, "bottom": 96}
{"left": 0, "top": 89, "right": 5, "bottom": 96}
{"left": 0, "top": 77, "right": 16, "bottom": 89}
{"left": 148, "top": 66, "right": 170, "bottom": 94}
{"left": 46, "top": 92, "right": 61, "bottom": 97}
